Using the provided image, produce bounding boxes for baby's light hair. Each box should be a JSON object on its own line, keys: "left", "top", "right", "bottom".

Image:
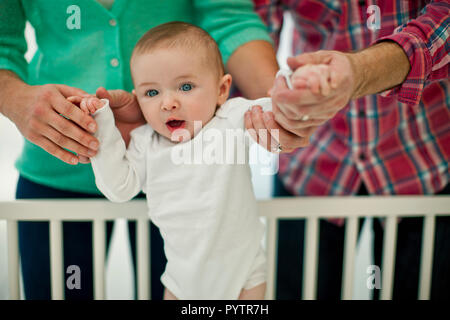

{"left": 131, "top": 21, "right": 225, "bottom": 79}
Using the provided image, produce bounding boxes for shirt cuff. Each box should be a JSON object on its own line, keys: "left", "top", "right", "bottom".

{"left": 0, "top": 56, "right": 28, "bottom": 81}
{"left": 219, "top": 27, "right": 273, "bottom": 66}
{"left": 374, "top": 32, "right": 432, "bottom": 106}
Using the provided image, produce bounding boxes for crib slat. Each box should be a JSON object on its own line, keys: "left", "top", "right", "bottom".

{"left": 93, "top": 219, "right": 105, "bottom": 300}
{"left": 341, "top": 216, "right": 358, "bottom": 300}
{"left": 418, "top": 214, "right": 435, "bottom": 300}
{"left": 381, "top": 216, "right": 398, "bottom": 300}
{"left": 302, "top": 216, "right": 319, "bottom": 300}
{"left": 50, "top": 220, "right": 64, "bottom": 300}
{"left": 7, "top": 220, "right": 20, "bottom": 300}
{"left": 265, "top": 217, "right": 277, "bottom": 300}
{"left": 137, "top": 218, "right": 150, "bottom": 300}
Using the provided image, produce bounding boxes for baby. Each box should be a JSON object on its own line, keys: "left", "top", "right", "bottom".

{"left": 69, "top": 22, "right": 333, "bottom": 300}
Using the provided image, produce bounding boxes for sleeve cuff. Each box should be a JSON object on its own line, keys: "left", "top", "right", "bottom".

{"left": 374, "top": 32, "right": 432, "bottom": 106}
{"left": 219, "top": 27, "right": 273, "bottom": 66}
{"left": 0, "top": 56, "right": 28, "bottom": 81}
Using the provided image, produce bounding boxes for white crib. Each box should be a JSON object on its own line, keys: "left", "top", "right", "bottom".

{"left": 1, "top": 196, "right": 449, "bottom": 300}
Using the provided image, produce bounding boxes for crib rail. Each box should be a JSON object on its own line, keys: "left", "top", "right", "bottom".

{"left": 1, "top": 196, "right": 449, "bottom": 300}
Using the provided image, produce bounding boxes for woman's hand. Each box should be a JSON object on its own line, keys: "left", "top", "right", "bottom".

{"left": 77, "top": 87, "right": 146, "bottom": 164}
{"left": 0, "top": 74, "right": 99, "bottom": 165}
{"left": 95, "top": 87, "right": 146, "bottom": 145}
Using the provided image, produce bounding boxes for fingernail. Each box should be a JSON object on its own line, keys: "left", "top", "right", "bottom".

{"left": 71, "top": 157, "right": 78, "bottom": 165}
{"left": 90, "top": 141, "right": 98, "bottom": 150}
{"left": 88, "top": 123, "right": 96, "bottom": 132}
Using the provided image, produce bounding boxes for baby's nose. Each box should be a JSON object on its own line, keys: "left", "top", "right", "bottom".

{"left": 161, "top": 96, "right": 180, "bottom": 111}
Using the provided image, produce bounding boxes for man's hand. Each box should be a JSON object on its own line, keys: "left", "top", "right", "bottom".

{"left": 245, "top": 42, "right": 410, "bottom": 153}
{"left": 0, "top": 71, "right": 99, "bottom": 165}
{"left": 271, "top": 50, "right": 355, "bottom": 139}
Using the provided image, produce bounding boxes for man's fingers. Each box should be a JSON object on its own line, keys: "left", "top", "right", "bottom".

{"left": 292, "top": 78, "right": 308, "bottom": 89}
{"left": 274, "top": 110, "right": 326, "bottom": 129}
{"left": 287, "top": 53, "right": 323, "bottom": 70}
{"left": 274, "top": 85, "right": 331, "bottom": 107}
{"left": 291, "top": 125, "right": 319, "bottom": 138}
{"left": 313, "top": 67, "right": 331, "bottom": 96}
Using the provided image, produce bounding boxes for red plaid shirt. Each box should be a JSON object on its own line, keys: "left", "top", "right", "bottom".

{"left": 254, "top": 0, "right": 450, "bottom": 206}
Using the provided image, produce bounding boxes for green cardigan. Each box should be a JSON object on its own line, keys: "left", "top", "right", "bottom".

{"left": 0, "top": 0, "right": 272, "bottom": 194}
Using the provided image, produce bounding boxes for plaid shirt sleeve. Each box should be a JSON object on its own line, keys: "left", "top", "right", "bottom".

{"left": 375, "top": 0, "right": 450, "bottom": 106}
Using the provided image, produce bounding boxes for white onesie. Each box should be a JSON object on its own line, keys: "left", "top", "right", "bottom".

{"left": 90, "top": 96, "right": 274, "bottom": 299}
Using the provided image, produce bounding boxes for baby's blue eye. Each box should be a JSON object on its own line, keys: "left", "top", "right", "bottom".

{"left": 180, "top": 83, "right": 192, "bottom": 91}
{"left": 146, "top": 89, "right": 159, "bottom": 97}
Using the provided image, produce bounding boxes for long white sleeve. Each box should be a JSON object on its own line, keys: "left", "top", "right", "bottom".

{"left": 90, "top": 100, "right": 149, "bottom": 203}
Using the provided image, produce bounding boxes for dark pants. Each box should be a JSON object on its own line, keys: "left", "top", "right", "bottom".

{"left": 16, "top": 175, "right": 166, "bottom": 300}
{"left": 274, "top": 175, "right": 450, "bottom": 300}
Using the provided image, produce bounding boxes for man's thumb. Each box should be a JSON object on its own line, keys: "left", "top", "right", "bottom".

{"left": 287, "top": 52, "right": 331, "bottom": 70}
{"left": 287, "top": 55, "right": 315, "bottom": 70}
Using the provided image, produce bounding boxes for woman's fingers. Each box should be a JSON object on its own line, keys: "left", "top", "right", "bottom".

{"left": 26, "top": 128, "right": 79, "bottom": 165}
{"left": 47, "top": 110, "right": 99, "bottom": 155}
{"left": 244, "top": 110, "right": 259, "bottom": 144}
{"left": 261, "top": 112, "right": 288, "bottom": 153}
{"left": 55, "top": 84, "right": 89, "bottom": 98}
{"left": 34, "top": 118, "right": 97, "bottom": 158}
{"left": 67, "top": 96, "right": 82, "bottom": 105}
{"left": 247, "top": 106, "right": 272, "bottom": 151}
{"left": 247, "top": 105, "right": 310, "bottom": 152}
{"left": 51, "top": 93, "right": 97, "bottom": 133}
{"left": 78, "top": 155, "right": 91, "bottom": 164}
{"left": 244, "top": 106, "right": 269, "bottom": 150}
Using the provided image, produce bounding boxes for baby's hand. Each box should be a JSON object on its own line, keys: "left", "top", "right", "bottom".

{"left": 291, "top": 63, "right": 337, "bottom": 96}
{"left": 67, "top": 96, "right": 106, "bottom": 115}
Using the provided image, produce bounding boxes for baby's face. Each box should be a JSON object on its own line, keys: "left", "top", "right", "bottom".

{"left": 131, "top": 47, "right": 230, "bottom": 142}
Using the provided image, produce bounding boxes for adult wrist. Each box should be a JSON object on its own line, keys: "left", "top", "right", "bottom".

{"left": 344, "top": 42, "right": 411, "bottom": 100}
{"left": 0, "top": 71, "right": 28, "bottom": 117}
{"left": 345, "top": 52, "right": 365, "bottom": 100}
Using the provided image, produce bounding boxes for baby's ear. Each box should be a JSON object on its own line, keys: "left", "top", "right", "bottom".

{"left": 217, "top": 74, "right": 232, "bottom": 106}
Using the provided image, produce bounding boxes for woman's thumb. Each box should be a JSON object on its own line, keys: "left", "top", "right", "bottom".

{"left": 95, "top": 87, "right": 112, "bottom": 100}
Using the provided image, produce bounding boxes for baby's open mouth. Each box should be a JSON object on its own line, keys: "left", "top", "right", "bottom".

{"left": 166, "top": 119, "right": 186, "bottom": 132}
